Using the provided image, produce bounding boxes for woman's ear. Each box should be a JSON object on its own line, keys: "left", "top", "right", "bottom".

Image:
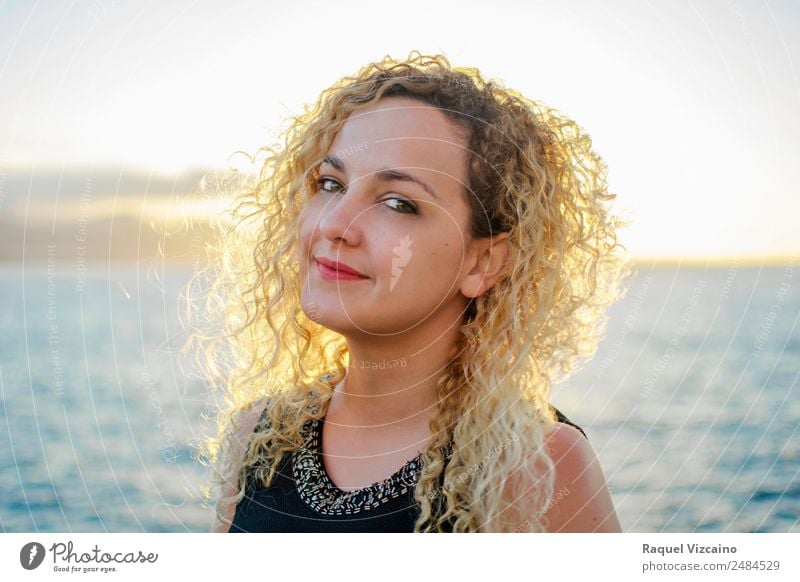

{"left": 460, "top": 232, "right": 513, "bottom": 299}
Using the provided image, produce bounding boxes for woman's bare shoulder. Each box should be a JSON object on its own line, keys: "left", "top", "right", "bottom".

{"left": 234, "top": 398, "right": 271, "bottom": 441}
{"left": 539, "top": 422, "right": 622, "bottom": 532}
{"left": 210, "top": 397, "right": 270, "bottom": 533}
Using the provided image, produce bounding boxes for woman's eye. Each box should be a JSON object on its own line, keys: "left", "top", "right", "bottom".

{"left": 317, "top": 177, "right": 343, "bottom": 193}
{"left": 383, "top": 197, "right": 418, "bottom": 214}
{"left": 317, "top": 177, "right": 417, "bottom": 215}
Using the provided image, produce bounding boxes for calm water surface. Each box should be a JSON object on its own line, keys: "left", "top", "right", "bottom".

{"left": 1, "top": 261, "right": 797, "bottom": 532}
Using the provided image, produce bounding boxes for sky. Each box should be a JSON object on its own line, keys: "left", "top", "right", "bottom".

{"left": 0, "top": 0, "right": 798, "bottom": 261}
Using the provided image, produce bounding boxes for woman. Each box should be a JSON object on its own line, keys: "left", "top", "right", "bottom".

{"left": 193, "top": 52, "right": 633, "bottom": 533}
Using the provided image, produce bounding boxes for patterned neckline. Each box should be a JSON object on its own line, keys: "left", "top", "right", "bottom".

{"left": 292, "top": 417, "right": 423, "bottom": 515}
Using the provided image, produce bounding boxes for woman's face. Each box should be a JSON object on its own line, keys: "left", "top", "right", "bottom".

{"left": 298, "top": 95, "right": 483, "bottom": 337}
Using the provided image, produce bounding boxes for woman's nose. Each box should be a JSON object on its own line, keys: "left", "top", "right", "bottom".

{"left": 317, "top": 184, "right": 366, "bottom": 245}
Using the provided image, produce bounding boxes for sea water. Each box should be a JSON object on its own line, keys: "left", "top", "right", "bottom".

{"left": 0, "top": 261, "right": 797, "bottom": 532}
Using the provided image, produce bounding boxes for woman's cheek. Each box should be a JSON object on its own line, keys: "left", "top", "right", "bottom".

{"left": 297, "top": 206, "right": 322, "bottom": 253}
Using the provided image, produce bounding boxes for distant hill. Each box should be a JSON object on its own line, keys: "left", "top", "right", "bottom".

{"left": 0, "top": 166, "right": 210, "bottom": 201}
{"left": 0, "top": 214, "right": 218, "bottom": 265}
{"left": 0, "top": 166, "right": 244, "bottom": 265}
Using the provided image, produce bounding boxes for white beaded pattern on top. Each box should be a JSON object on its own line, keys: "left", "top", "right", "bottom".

{"left": 292, "top": 418, "right": 422, "bottom": 515}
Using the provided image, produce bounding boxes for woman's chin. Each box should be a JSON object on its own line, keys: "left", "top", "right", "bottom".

{"left": 303, "top": 305, "right": 361, "bottom": 329}
{"left": 305, "top": 309, "right": 402, "bottom": 337}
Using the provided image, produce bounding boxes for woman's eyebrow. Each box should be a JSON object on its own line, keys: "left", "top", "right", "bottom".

{"left": 322, "top": 155, "right": 345, "bottom": 171}
{"left": 321, "top": 155, "right": 439, "bottom": 200}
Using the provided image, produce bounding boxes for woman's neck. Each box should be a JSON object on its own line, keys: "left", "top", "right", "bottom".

{"left": 328, "top": 321, "right": 461, "bottom": 429}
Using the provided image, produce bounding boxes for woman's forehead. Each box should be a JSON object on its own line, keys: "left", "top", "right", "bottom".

{"left": 326, "top": 98, "right": 469, "bottom": 184}
{"left": 336, "top": 96, "right": 466, "bottom": 143}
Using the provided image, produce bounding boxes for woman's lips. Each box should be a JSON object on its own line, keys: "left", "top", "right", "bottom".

{"left": 315, "top": 258, "right": 369, "bottom": 281}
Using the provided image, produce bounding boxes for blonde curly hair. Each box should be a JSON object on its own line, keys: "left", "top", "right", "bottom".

{"left": 187, "top": 51, "right": 634, "bottom": 532}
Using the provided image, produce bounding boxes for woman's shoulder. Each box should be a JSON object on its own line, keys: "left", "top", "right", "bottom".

{"left": 502, "top": 404, "right": 619, "bottom": 532}
{"left": 211, "top": 397, "right": 272, "bottom": 533}
{"left": 219, "top": 399, "right": 272, "bottom": 486}
{"left": 228, "top": 397, "right": 273, "bottom": 455}
{"left": 539, "top": 416, "right": 621, "bottom": 532}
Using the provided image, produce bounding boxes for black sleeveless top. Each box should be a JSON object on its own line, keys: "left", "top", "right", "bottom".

{"left": 227, "top": 404, "right": 587, "bottom": 533}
